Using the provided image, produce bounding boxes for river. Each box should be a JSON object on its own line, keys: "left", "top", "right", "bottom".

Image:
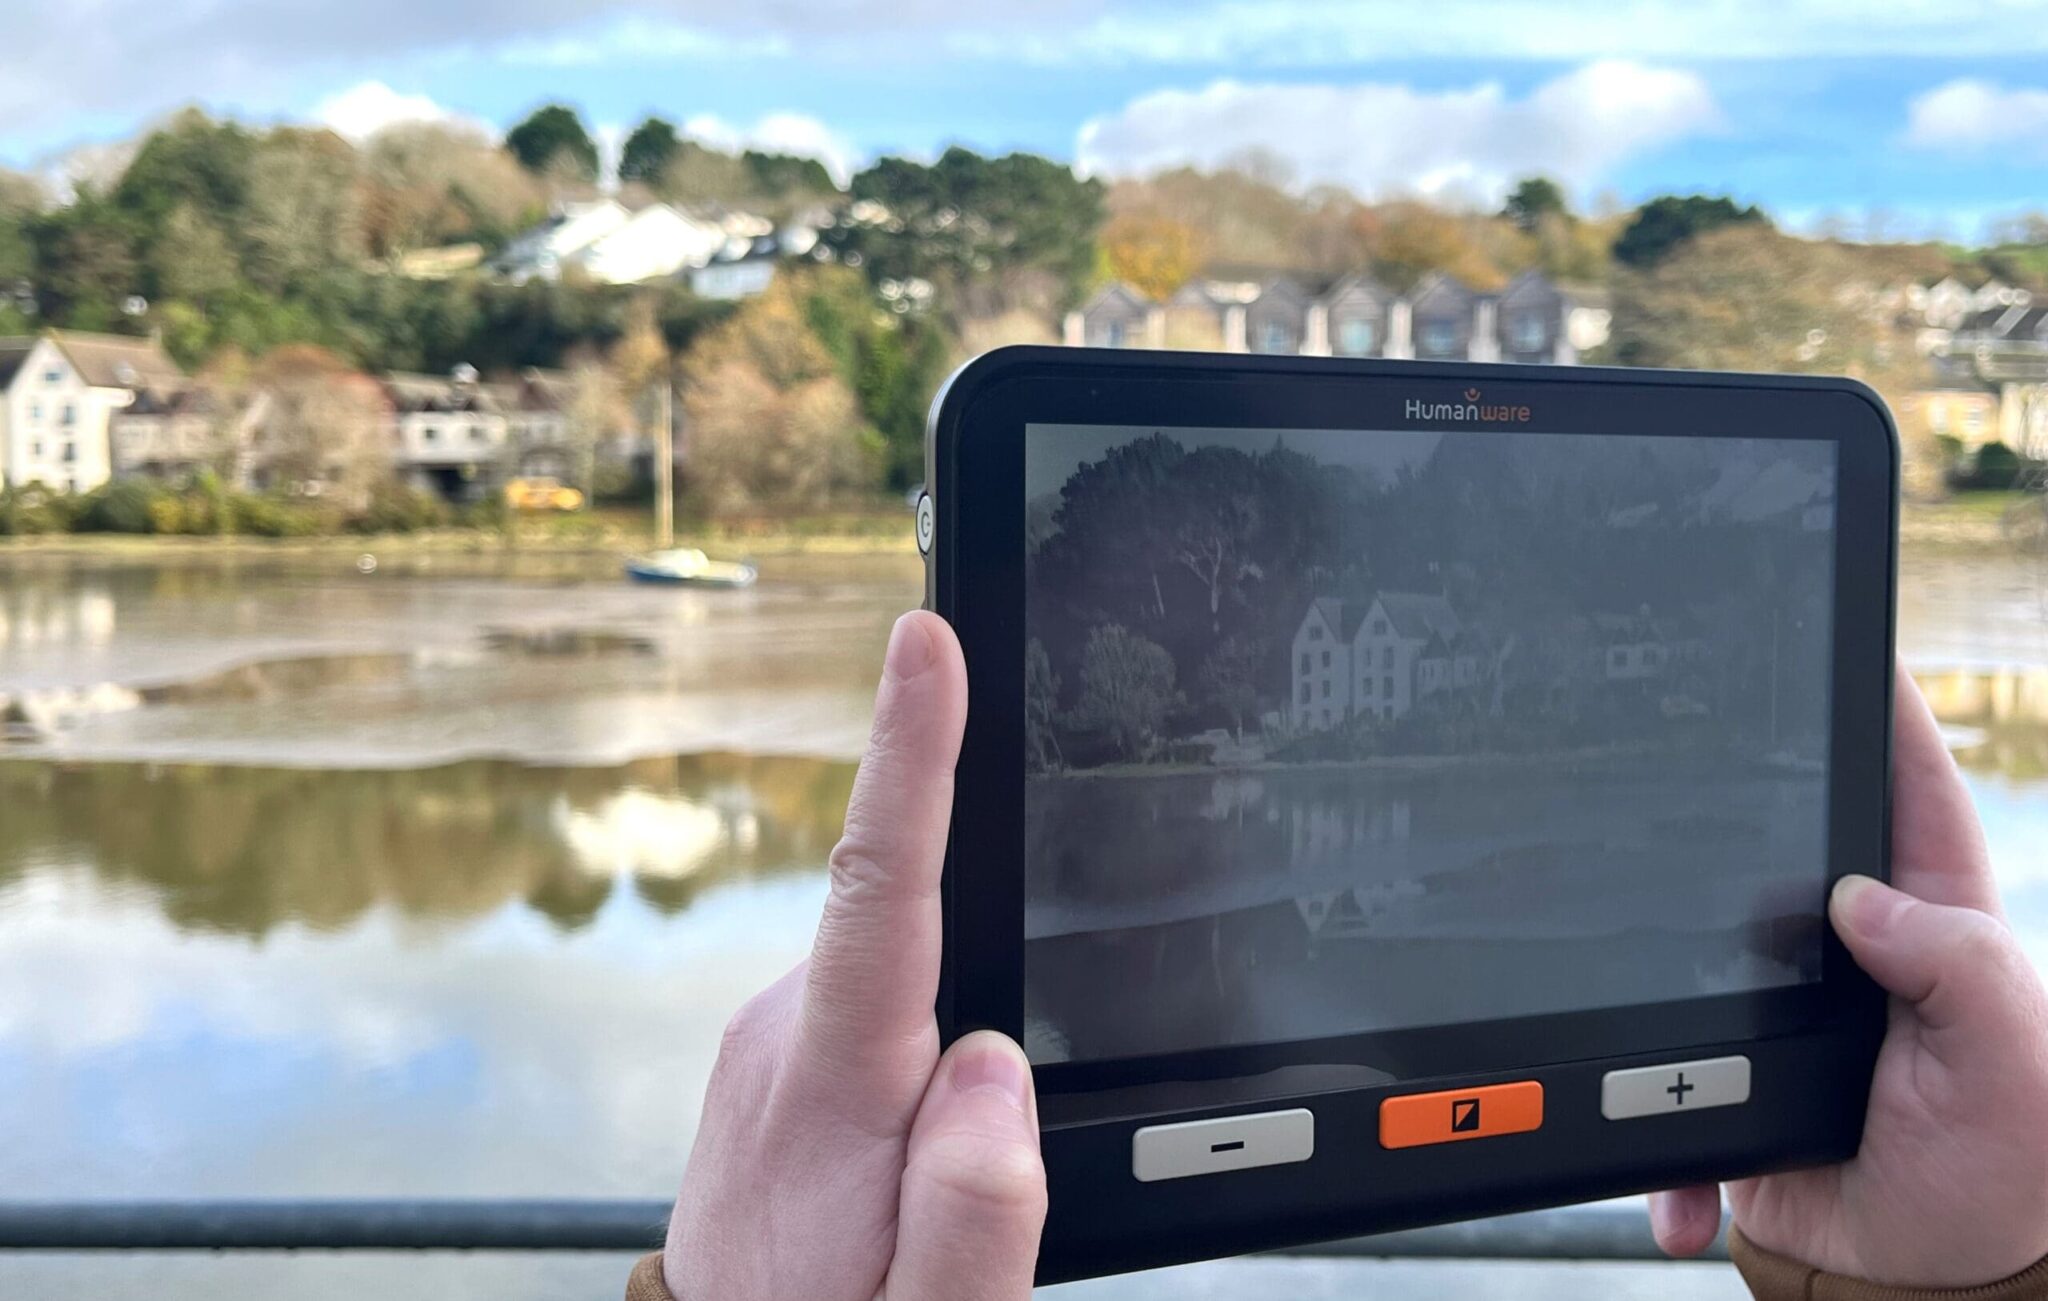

{"left": 0, "top": 545, "right": 2042, "bottom": 1298}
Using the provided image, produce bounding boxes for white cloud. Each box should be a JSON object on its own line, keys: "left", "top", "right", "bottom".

{"left": 1075, "top": 61, "right": 1722, "bottom": 204}
{"left": 1903, "top": 78, "right": 2048, "bottom": 160}
{"left": 497, "top": 17, "right": 789, "bottom": 67}
{"left": 312, "top": 81, "right": 485, "bottom": 143}
{"left": 683, "top": 112, "right": 857, "bottom": 187}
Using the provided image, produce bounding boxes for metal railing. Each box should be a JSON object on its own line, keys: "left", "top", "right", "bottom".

{"left": 0, "top": 1201, "right": 1720, "bottom": 1262}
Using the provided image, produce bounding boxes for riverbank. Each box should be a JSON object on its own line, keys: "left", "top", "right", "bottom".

{"left": 1901, "top": 490, "right": 2043, "bottom": 551}
{"left": 0, "top": 507, "right": 919, "bottom": 560}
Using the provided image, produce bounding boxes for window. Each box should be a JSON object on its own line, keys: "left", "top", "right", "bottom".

{"left": 1382, "top": 675, "right": 1393, "bottom": 697}
{"left": 1321, "top": 650, "right": 1331, "bottom": 668}
{"left": 1337, "top": 316, "right": 1377, "bottom": 355}
{"left": 470, "top": 426, "right": 486, "bottom": 443}
{"left": 43, "top": 368, "right": 62, "bottom": 384}
{"left": 1298, "top": 683, "right": 1310, "bottom": 704}
{"left": 1510, "top": 313, "right": 1547, "bottom": 352}
{"left": 1419, "top": 321, "right": 1458, "bottom": 356}
{"left": 1323, "top": 709, "right": 1333, "bottom": 726}
{"left": 422, "top": 426, "right": 439, "bottom": 444}
{"left": 1300, "top": 653, "right": 1311, "bottom": 675}
{"left": 1258, "top": 320, "right": 1294, "bottom": 353}
{"left": 1321, "top": 679, "right": 1330, "bottom": 699}
{"left": 1104, "top": 320, "right": 1126, "bottom": 347}
{"left": 1963, "top": 408, "right": 1984, "bottom": 433}
{"left": 61, "top": 443, "right": 76, "bottom": 463}
{"left": 28, "top": 440, "right": 42, "bottom": 459}
{"left": 1307, "top": 624, "right": 1322, "bottom": 641}
{"left": 29, "top": 402, "right": 40, "bottom": 421}
{"left": 1371, "top": 618, "right": 1388, "bottom": 636}
{"left": 60, "top": 403, "right": 76, "bottom": 427}
{"left": 1608, "top": 647, "right": 1628, "bottom": 672}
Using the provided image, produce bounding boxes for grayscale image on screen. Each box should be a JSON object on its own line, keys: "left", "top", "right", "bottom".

{"left": 1022, "top": 423, "right": 1838, "bottom": 1066}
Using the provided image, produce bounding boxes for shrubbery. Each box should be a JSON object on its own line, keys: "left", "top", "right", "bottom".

{"left": 0, "top": 477, "right": 466, "bottom": 538}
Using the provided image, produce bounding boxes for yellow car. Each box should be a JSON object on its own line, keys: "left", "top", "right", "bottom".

{"left": 504, "top": 477, "right": 585, "bottom": 512}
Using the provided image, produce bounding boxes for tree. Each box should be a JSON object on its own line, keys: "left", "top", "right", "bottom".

{"left": 504, "top": 105, "right": 599, "bottom": 182}
{"left": 1100, "top": 213, "right": 1205, "bottom": 300}
{"left": 1069, "top": 624, "right": 1181, "bottom": 761}
{"left": 829, "top": 146, "right": 1105, "bottom": 317}
{"left": 1613, "top": 194, "right": 1768, "bottom": 268}
{"left": 1026, "top": 638, "right": 1063, "bottom": 771}
{"left": 361, "top": 123, "right": 546, "bottom": 256}
{"left": 150, "top": 202, "right": 238, "bottom": 305}
{"left": 619, "top": 118, "right": 681, "bottom": 187}
{"left": 1196, "top": 635, "right": 1263, "bottom": 739}
{"left": 31, "top": 194, "right": 140, "bottom": 328}
{"left": 0, "top": 169, "right": 41, "bottom": 291}
{"left": 679, "top": 280, "right": 873, "bottom": 515}
{"left": 798, "top": 264, "right": 952, "bottom": 489}
{"left": 112, "top": 110, "right": 255, "bottom": 236}
{"left": 242, "top": 129, "right": 363, "bottom": 292}
{"left": 243, "top": 344, "right": 392, "bottom": 510}
{"left": 1374, "top": 202, "right": 1504, "bottom": 290}
{"left": 1502, "top": 177, "right": 1569, "bottom": 233}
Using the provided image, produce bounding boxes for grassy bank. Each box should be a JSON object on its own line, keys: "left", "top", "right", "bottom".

{"left": 1901, "top": 490, "right": 2042, "bottom": 551}
{"left": 0, "top": 506, "right": 920, "bottom": 559}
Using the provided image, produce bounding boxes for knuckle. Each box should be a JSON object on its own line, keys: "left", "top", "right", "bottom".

{"left": 826, "top": 839, "right": 898, "bottom": 903}
{"left": 911, "top": 1132, "right": 1048, "bottom": 1223}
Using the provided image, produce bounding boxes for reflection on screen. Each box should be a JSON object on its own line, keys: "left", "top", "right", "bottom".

{"left": 1022, "top": 424, "right": 1837, "bottom": 1066}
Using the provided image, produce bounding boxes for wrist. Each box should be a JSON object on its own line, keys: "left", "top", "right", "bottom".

{"left": 1732, "top": 1227, "right": 2048, "bottom": 1299}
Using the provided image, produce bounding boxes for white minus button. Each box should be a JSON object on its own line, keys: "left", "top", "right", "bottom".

{"left": 1132, "top": 1109, "right": 1314, "bottom": 1182}
{"left": 1602, "top": 1056, "right": 1751, "bottom": 1120}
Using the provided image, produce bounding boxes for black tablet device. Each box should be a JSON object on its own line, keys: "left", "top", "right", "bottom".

{"left": 920, "top": 346, "right": 1895, "bottom": 1285}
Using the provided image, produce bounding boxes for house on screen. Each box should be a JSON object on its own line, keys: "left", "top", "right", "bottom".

{"left": 0, "top": 330, "right": 186, "bottom": 494}
{"left": 1290, "top": 590, "right": 1476, "bottom": 731}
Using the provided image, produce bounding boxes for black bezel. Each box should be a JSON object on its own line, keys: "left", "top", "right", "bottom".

{"left": 926, "top": 346, "right": 1895, "bottom": 1282}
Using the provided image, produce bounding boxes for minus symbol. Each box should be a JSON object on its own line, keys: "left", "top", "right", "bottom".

{"left": 1209, "top": 1140, "right": 1246, "bottom": 1153}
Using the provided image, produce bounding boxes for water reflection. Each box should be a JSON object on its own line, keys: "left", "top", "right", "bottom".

{"left": 1918, "top": 665, "right": 2048, "bottom": 782}
{"left": 0, "top": 753, "right": 854, "bottom": 936}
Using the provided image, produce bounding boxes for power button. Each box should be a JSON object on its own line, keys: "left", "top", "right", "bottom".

{"left": 915, "top": 491, "right": 935, "bottom": 555}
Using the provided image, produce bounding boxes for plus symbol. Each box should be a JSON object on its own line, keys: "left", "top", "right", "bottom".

{"left": 1668, "top": 1072, "right": 1695, "bottom": 1105}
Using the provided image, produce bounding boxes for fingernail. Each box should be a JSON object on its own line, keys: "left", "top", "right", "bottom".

{"left": 951, "top": 1032, "right": 1031, "bottom": 1113}
{"left": 884, "top": 613, "right": 935, "bottom": 681}
{"left": 1833, "top": 874, "right": 1907, "bottom": 940}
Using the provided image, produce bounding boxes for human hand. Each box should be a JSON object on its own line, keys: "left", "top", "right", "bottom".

{"left": 660, "top": 611, "right": 1047, "bottom": 1300}
{"left": 1650, "top": 671, "right": 2048, "bottom": 1286}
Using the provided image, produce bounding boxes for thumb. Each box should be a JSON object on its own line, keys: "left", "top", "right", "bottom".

{"left": 886, "top": 1031, "right": 1048, "bottom": 1301}
{"left": 1831, "top": 874, "right": 2047, "bottom": 1055}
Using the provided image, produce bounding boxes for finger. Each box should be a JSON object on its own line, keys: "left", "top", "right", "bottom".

{"left": 1831, "top": 875, "right": 2047, "bottom": 1050}
{"left": 1889, "top": 668, "right": 2000, "bottom": 917}
{"left": 796, "top": 611, "right": 969, "bottom": 1095}
{"left": 887, "top": 1032, "right": 1047, "bottom": 1301}
{"left": 1648, "top": 1185, "right": 1723, "bottom": 1258}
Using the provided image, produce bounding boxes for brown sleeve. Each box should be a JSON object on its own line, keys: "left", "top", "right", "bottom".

{"left": 1733, "top": 1228, "right": 2048, "bottom": 1300}
{"left": 626, "top": 1252, "right": 675, "bottom": 1301}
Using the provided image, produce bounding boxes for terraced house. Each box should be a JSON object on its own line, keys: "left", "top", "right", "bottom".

{"left": 0, "top": 331, "right": 186, "bottom": 495}
{"left": 1066, "top": 269, "right": 1610, "bottom": 365}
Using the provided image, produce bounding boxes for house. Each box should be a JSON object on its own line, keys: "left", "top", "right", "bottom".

{"left": 1495, "top": 271, "right": 1611, "bottom": 364}
{"left": 1408, "top": 273, "right": 1497, "bottom": 362}
{"left": 1290, "top": 590, "right": 1473, "bottom": 731}
{"left": 1063, "top": 283, "right": 1161, "bottom": 348}
{"left": 493, "top": 200, "right": 633, "bottom": 283}
{"left": 0, "top": 330, "right": 186, "bottom": 494}
{"left": 688, "top": 234, "right": 783, "bottom": 300}
{"left": 1315, "top": 274, "right": 1404, "bottom": 358}
{"left": 571, "top": 203, "right": 731, "bottom": 285}
{"left": 1945, "top": 304, "right": 2048, "bottom": 455}
{"left": 383, "top": 365, "right": 512, "bottom": 502}
{"left": 1162, "top": 280, "right": 1257, "bottom": 351}
{"left": 1244, "top": 277, "right": 1313, "bottom": 355}
{"left": 495, "top": 200, "right": 761, "bottom": 286}
{"left": 109, "top": 385, "right": 236, "bottom": 483}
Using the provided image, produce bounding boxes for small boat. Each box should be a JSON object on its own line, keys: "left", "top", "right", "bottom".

{"left": 624, "top": 548, "right": 758, "bottom": 588}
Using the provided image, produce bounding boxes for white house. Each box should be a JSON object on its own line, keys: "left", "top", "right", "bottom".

{"left": 569, "top": 204, "right": 731, "bottom": 285}
{"left": 688, "top": 235, "right": 783, "bottom": 300}
{"left": 493, "top": 200, "right": 633, "bottom": 283}
{"left": 384, "top": 365, "right": 511, "bottom": 502}
{"left": 1291, "top": 590, "right": 1474, "bottom": 731}
{"left": 0, "top": 330, "right": 186, "bottom": 494}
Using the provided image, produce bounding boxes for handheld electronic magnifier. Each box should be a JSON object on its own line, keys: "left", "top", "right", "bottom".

{"left": 919, "top": 347, "right": 1896, "bottom": 1284}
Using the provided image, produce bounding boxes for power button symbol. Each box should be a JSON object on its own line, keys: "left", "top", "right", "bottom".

{"left": 915, "top": 492, "right": 935, "bottom": 555}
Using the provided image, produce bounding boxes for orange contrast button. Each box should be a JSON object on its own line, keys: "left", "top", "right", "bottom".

{"left": 1379, "top": 1081, "right": 1544, "bottom": 1149}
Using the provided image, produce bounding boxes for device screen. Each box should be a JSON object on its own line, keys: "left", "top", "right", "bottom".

{"left": 1022, "top": 423, "right": 1838, "bottom": 1066}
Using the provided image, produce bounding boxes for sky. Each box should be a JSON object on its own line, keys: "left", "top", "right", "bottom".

{"left": 2, "top": 0, "right": 2047, "bottom": 238}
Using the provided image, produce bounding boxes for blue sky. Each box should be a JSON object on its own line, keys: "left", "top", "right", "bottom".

{"left": 3, "top": 1, "right": 2047, "bottom": 239}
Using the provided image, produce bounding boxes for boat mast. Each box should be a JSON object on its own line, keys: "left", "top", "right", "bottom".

{"left": 654, "top": 377, "right": 675, "bottom": 551}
